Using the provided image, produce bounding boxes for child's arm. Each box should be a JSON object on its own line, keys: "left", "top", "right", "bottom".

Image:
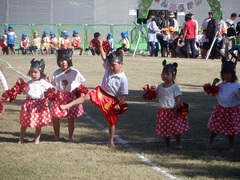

{"left": 97, "top": 38, "right": 106, "bottom": 61}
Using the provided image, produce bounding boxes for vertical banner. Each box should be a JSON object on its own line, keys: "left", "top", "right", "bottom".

{"left": 138, "top": 0, "right": 154, "bottom": 19}
{"left": 207, "top": 0, "right": 222, "bottom": 20}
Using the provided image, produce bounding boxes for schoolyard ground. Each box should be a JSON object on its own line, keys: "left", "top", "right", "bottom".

{"left": 0, "top": 53, "right": 239, "bottom": 180}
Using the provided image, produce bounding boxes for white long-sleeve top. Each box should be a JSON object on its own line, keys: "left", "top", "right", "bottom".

{"left": 0, "top": 71, "right": 8, "bottom": 92}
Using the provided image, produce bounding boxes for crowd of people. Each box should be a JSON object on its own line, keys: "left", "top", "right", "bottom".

{"left": 146, "top": 11, "right": 240, "bottom": 62}
{"left": 0, "top": 26, "right": 84, "bottom": 55}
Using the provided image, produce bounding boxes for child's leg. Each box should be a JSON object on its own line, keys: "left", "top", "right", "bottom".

{"left": 68, "top": 118, "right": 75, "bottom": 142}
{"left": 52, "top": 117, "right": 60, "bottom": 140}
{"left": 19, "top": 126, "right": 27, "bottom": 144}
{"left": 79, "top": 47, "right": 83, "bottom": 55}
{"left": 60, "top": 94, "right": 90, "bottom": 110}
{"left": 208, "top": 132, "right": 217, "bottom": 149}
{"left": 35, "top": 127, "right": 41, "bottom": 144}
{"left": 108, "top": 123, "right": 115, "bottom": 147}
{"left": 175, "top": 134, "right": 182, "bottom": 150}
{"left": 164, "top": 136, "right": 170, "bottom": 147}
{"left": 228, "top": 135, "right": 235, "bottom": 152}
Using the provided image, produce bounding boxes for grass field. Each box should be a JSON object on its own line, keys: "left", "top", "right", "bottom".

{"left": 0, "top": 53, "right": 240, "bottom": 180}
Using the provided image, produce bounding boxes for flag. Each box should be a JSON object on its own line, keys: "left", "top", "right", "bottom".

{"left": 207, "top": 0, "right": 222, "bottom": 20}
{"left": 138, "top": 0, "right": 153, "bottom": 19}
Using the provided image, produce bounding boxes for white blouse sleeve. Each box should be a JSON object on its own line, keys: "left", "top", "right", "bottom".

{"left": 0, "top": 71, "right": 8, "bottom": 92}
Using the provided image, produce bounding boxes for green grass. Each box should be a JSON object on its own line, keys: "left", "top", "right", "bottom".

{"left": 0, "top": 54, "right": 239, "bottom": 180}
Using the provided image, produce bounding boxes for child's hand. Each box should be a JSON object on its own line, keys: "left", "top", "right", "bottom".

{"left": 45, "top": 75, "right": 51, "bottom": 83}
{"left": 212, "top": 78, "right": 220, "bottom": 86}
{"left": 114, "top": 104, "right": 120, "bottom": 112}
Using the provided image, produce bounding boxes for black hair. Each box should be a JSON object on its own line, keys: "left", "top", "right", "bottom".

{"left": 107, "top": 49, "right": 123, "bottom": 63}
{"left": 57, "top": 49, "right": 73, "bottom": 67}
{"left": 220, "top": 61, "right": 238, "bottom": 82}
{"left": 185, "top": 14, "right": 191, "bottom": 21}
{"left": 94, "top": 32, "right": 101, "bottom": 38}
{"left": 231, "top": 13, "right": 237, "bottom": 18}
{"left": 162, "top": 60, "right": 178, "bottom": 83}
{"left": 28, "top": 59, "right": 46, "bottom": 79}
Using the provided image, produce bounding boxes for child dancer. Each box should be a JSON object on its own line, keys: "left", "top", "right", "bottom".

{"left": 51, "top": 49, "right": 86, "bottom": 142}
{"left": 143, "top": 60, "right": 189, "bottom": 149}
{"left": 61, "top": 40, "right": 128, "bottom": 147}
{"left": 204, "top": 61, "right": 240, "bottom": 152}
{"left": 19, "top": 59, "right": 54, "bottom": 144}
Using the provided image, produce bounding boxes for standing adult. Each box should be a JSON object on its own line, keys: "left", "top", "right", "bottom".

{"left": 182, "top": 14, "right": 197, "bottom": 58}
{"left": 167, "top": 12, "right": 179, "bottom": 32}
{"left": 156, "top": 10, "right": 167, "bottom": 57}
{"left": 147, "top": 12, "right": 160, "bottom": 57}
{"left": 205, "top": 11, "right": 218, "bottom": 59}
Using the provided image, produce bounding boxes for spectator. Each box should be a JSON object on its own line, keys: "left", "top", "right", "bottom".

{"left": 167, "top": 12, "right": 179, "bottom": 32}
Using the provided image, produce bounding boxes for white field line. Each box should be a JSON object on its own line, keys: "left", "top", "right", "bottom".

{"left": 0, "top": 57, "right": 180, "bottom": 180}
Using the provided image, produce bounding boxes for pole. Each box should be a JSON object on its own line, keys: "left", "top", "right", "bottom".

{"left": 206, "top": 31, "right": 218, "bottom": 60}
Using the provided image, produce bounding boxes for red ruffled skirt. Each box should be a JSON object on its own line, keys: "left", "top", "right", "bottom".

{"left": 50, "top": 91, "right": 83, "bottom": 119}
{"left": 156, "top": 107, "right": 189, "bottom": 137}
{"left": 20, "top": 98, "right": 51, "bottom": 128}
{"left": 88, "top": 86, "right": 118, "bottom": 125}
{"left": 208, "top": 104, "right": 240, "bottom": 135}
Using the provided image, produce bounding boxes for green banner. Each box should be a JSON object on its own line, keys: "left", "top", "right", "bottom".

{"left": 207, "top": 0, "right": 222, "bottom": 20}
{"left": 138, "top": 0, "right": 153, "bottom": 19}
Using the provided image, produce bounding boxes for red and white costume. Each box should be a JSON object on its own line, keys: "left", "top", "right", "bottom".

{"left": 20, "top": 79, "right": 53, "bottom": 128}
{"left": 72, "top": 36, "right": 81, "bottom": 49}
{"left": 60, "top": 38, "right": 71, "bottom": 49}
{"left": 51, "top": 68, "right": 86, "bottom": 119}
{"left": 207, "top": 82, "right": 240, "bottom": 135}
{"left": 156, "top": 83, "right": 189, "bottom": 137}
{"left": 87, "top": 60, "right": 128, "bottom": 125}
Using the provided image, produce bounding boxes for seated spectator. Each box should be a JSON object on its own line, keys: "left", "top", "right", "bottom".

{"left": 71, "top": 30, "right": 83, "bottom": 55}
{"left": 20, "top": 32, "right": 29, "bottom": 55}
{"left": 0, "top": 35, "right": 8, "bottom": 54}
{"left": 29, "top": 31, "right": 41, "bottom": 55}
{"left": 40, "top": 30, "right": 50, "bottom": 55}
{"left": 49, "top": 30, "right": 58, "bottom": 54}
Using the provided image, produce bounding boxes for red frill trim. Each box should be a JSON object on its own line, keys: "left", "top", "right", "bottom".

{"left": 2, "top": 78, "right": 26, "bottom": 102}
{"left": 203, "top": 83, "right": 220, "bottom": 96}
{"left": 0, "top": 99, "right": 4, "bottom": 116}
{"left": 176, "top": 102, "right": 189, "bottom": 116}
{"left": 44, "top": 87, "right": 58, "bottom": 101}
{"left": 142, "top": 84, "right": 157, "bottom": 100}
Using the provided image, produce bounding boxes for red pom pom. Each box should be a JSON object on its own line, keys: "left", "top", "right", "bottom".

{"left": 44, "top": 88, "right": 57, "bottom": 101}
{"left": 71, "top": 85, "right": 88, "bottom": 98}
{"left": 177, "top": 102, "right": 189, "bottom": 116}
{"left": 142, "top": 84, "right": 157, "bottom": 100}
{"left": 118, "top": 102, "right": 128, "bottom": 114}
{"left": 203, "top": 83, "right": 219, "bottom": 96}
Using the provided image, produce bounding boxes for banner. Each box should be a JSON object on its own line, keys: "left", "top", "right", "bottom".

{"left": 207, "top": 0, "right": 222, "bottom": 20}
{"left": 138, "top": 0, "right": 153, "bottom": 19}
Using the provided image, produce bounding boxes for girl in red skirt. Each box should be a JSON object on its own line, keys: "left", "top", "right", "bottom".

{"left": 204, "top": 61, "right": 240, "bottom": 152}
{"left": 19, "top": 59, "right": 54, "bottom": 144}
{"left": 51, "top": 49, "right": 86, "bottom": 142}
{"left": 155, "top": 60, "right": 189, "bottom": 149}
